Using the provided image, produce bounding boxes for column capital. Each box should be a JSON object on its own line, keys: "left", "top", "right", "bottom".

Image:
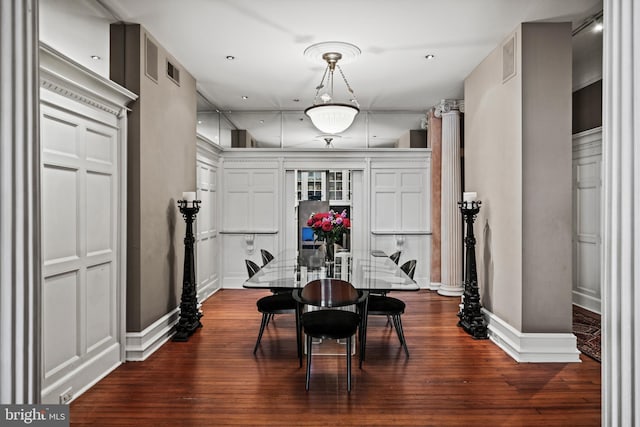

{"left": 433, "top": 99, "right": 465, "bottom": 117}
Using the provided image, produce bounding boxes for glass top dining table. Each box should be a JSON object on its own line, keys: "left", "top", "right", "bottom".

{"left": 243, "top": 249, "right": 419, "bottom": 292}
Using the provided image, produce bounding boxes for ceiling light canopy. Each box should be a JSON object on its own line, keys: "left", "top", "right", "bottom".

{"left": 304, "top": 42, "right": 361, "bottom": 135}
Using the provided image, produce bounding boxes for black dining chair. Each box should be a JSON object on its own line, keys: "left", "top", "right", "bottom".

{"left": 362, "top": 259, "right": 416, "bottom": 359}
{"left": 247, "top": 259, "right": 298, "bottom": 356}
{"left": 260, "top": 249, "right": 274, "bottom": 267}
{"left": 245, "top": 259, "right": 261, "bottom": 279}
{"left": 389, "top": 250, "right": 402, "bottom": 265}
{"left": 293, "top": 279, "right": 367, "bottom": 392}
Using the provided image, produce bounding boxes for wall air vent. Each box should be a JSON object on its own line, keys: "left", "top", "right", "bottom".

{"left": 502, "top": 34, "right": 516, "bottom": 83}
{"left": 145, "top": 35, "right": 158, "bottom": 82}
{"left": 167, "top": 60, "right": 180, "bottom": 86}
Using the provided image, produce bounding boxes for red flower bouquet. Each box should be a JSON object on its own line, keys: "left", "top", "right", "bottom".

{"left": 306, "top": 209, "right": 351, "bottom": 243}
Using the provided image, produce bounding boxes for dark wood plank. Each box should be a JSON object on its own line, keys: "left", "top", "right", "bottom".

{"left": 70, "top": 290, "right": 601, "bottom": 426}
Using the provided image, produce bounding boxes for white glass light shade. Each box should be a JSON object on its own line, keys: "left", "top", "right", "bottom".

{"left": 304, "top": 103, "right": 359, "bottom": 134}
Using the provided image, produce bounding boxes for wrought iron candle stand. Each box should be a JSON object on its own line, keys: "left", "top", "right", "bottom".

{"left": 173, "top": 199, "right": 203, "bottom": 342}
{"left": 457, "top": 200, "right": 488, "bottom": 339}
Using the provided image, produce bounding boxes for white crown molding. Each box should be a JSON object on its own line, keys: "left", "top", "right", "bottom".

{"left": 39, "top": 42, "right": 136, "bottom": 116}
{"left": 483, "top": 309, "right": 581, "bottom": 363}
{"left": 197, "top": 133, "right": 224, "bottom": 158}
{"left": 572, "top": 126, "right": 602, "bottom": 156}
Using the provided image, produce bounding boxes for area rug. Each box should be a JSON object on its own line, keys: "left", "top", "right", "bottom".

{"left": 573, "top": 305, "right": 601, "bottom": 362}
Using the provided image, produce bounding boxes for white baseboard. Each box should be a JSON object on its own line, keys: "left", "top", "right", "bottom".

{"left": 483, "top": 308, "right": 581, "bottom": 363}
{"left": 572, "top": 291, "right": 601, "bottom": 314}
{"left": 125, "top": 287, "right": 222, "bottom": 361}
{"left": 41, "top": 343, "right": 121, "bottom": 404}
{"left": 125, "top": 308, "right": 180, "bottom": 361}
{"left": 223, "top": 276, "right": 250, "bottom": 289}
{"left": 198, "top": 278, "right": 220, "bottom": 302}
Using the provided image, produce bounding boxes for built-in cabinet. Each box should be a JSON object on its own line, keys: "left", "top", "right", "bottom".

{"left": 572, "top": 127, "right": 602, "bottom": 313}
{"left": 296, "top": 169, "right": 351, "bottom": 205}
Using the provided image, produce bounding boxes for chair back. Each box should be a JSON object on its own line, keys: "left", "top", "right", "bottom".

{"left": 296, "top": 279, "right": 362, "bottom": 308}
{"left": 245, "top": 259, "right": 261, "bottom": 278}
{"left": 400, "top": 259, "right": 417, "bottom": 280}
{"left": 389, "top": 251, "right": 402, "bottom": 265}
{"left": 260, "top": 249, "right": 274, "bottom": 266}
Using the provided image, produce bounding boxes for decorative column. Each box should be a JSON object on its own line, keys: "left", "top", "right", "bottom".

{"left": 0, "top": 0, "right": 41, "bottom": 404}
{"left": 602, "top": 0, "right": 640, "bottom": 423}
{"left": 437, "top": 100, "right": 464, "bottom": 296}
{"left": 428, "top": 111, "right": 442, "bottom": 290}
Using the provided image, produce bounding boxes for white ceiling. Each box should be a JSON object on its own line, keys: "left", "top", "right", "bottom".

{"left": 97, "top": 0, "right": 602, "bottom": 147}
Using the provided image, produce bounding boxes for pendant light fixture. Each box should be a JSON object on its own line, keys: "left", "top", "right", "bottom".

{"left": 304, "top": 42, "right": 361, "bottom": 135}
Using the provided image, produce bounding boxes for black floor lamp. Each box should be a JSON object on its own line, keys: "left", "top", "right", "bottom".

{"left": 457, "top": 195, "right": 488, "bottom": 339}
{"left": 173, "top": 193, "right": 203, "bottom": 342}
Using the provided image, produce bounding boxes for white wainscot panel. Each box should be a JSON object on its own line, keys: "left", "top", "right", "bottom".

{"left": 223, "top": 192, "right": 250, "bottom": 229}
{"left": 371, "top": 235, "right": 396, "bottom": 254}
{"left": 207, "top": 191, "right": 217, "bottom": 226}
{"left": 85, "top": 128, "right": 114, "bottom": 165}
{"left": 401, "top": 192, "right": 423, "bottom": 229}
{"left": 86, "top": 263, "right": 114, "bottom": 352}
{"left": 44, "top": 271, "right": 79, "bottom": 377}
{"left": 374, "top": 171, "right": 396, "bottom": 188}
{"left": 223, "top": 234, "right": 258, "bottom": 282}
{"left": 253, "top": 191, "right": 277, "bottom": 229}
{"left": 400, "top": 172, "right": 422, "bottom": 187}
{"left": 197, "top": 237, "right": 211, "bottom": 283}
{"left": 197, "top": 192, "right": 211, "bottom": 232}
{"left": 86, "top": 172, "right": 112, "bottom": 255}
{"left": 577, "top": 187, "right": 600, "bottom": 235}
{"left": 41, "top": 113, "right": 79, "bottom": 158}
{"left": 373, "top": 192, "right": 396, "bottom": 230}
{"left": 252, "top": 171, "right": 276, "bottom": 188}
{"left": 576, "top": 242, "right": 600, "bottom": 296}
{"left": 198, "top": 165, "right": 211, "bottom": 187}
{"left": 577, "top": 158, "right": 600, "bottom": 181}
{"left": 209, "top": 169, "right": 218, "bottom": 188}
{"left": 225, "top": 171, "right": 250, "bottom": 190}
{"left": 43, "top": 165, "right": 79, "bottom": 263}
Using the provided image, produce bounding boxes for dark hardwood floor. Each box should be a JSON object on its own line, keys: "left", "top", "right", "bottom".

{"left": 70, "top": 289, "right": 601, "bottom": 426}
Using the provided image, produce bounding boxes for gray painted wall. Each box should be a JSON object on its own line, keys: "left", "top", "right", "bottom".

{"left": 111, "top": 24, "right": 197, "bottom": 332}
{"left": 464, "top": 23, "right": 572, "bottom": 333}
{"left": 521, "top": 23, "right": 572, "bottom": 333}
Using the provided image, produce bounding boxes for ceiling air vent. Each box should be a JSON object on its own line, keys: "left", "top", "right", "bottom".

{"left": 167, "top": 60, "right": 180, "bottom": 86}
{"left": 145, "top": 35, "right": 158, "bottom": 82}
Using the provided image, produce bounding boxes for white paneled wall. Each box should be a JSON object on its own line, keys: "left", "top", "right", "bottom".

{"left": 572, "top": 128, "right": 602, "bottom": 313}
{"left": 196, "top": 138, "right": 222, "bottom": 301}
{"left": 41, "top": 103, "right": 121, "bottom": 403}
{"left": 370, "top": 162, "right": 431, "bottom": 287}
{"left": 221, "top": 160, "right": 280, "bottom": 287}
{"left": 217, "top": 152, "right": 432, "bottom": 289}
{"left": 39, "top": 44, "right": 134, "bottom": 403}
